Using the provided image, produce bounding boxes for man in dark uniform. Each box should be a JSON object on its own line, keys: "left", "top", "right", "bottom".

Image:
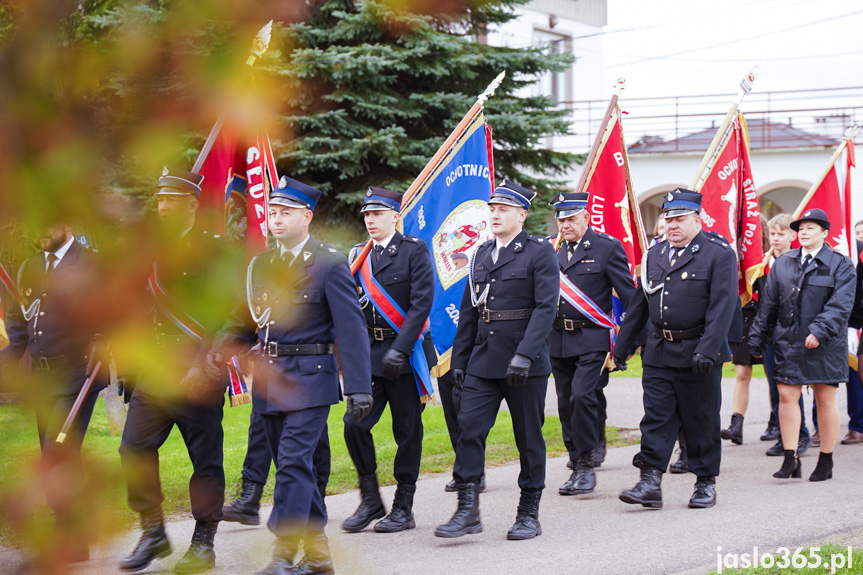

{"left": 614, "top": 189, "right": 738, "bottom": 509}
{"left": 207, "top": 176, "right": 372, "bottom": 575}
{"left": 548, "top": 192, "right": 636, "bottom": 496}
{"left": 342, "top": 187, "right": 436, "bottom": 533}
{"left": 435, "top": 179, "right": 558, "bottom": 540}
{"left": 0, "top": 219, "right": 106, "bottom": 564}
{"left": 119, "top": 168, "right": 237, "bottom": 574}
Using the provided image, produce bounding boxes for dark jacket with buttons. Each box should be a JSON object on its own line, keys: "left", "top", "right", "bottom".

{"left": 616, "top": 230, "right": 738, "bottom": 369}
{"left": 549, "top": 226, "right": 637, "bottom": 357}
{"left": 749, "top": 244, "right": 855, "bottom": 385}
{"left": 217, "top": 236, "right": 372, "bottom": 413}
{"left": 349, "top": 232, "right": 437, "bottom": 378}
{"left": 451, "top": 229, "right": 559, "bottom": 379}
{"left": 0, "top": 239, "right": 106, "bottom": 393}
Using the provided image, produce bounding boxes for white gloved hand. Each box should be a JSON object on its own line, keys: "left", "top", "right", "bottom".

{"left": 848, "top": 327, "right": 860, "bottom": 356}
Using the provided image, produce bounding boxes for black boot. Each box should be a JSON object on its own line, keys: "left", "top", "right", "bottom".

{"left": 809, "top": 451, "right": 833, "bottom": 482}
{"left": 374, "top": 483, "right": 416, "bottom": 533}
{"left": 255, "top": 537, "right": 298, "bottom": 575}
{"left": 434, "top": 483, "right": 482, "bottom": 538}
{"left": 318, "top": 482, "right": 328, "bottom": 518}
{"left": 120, "top": 507, "right": 172, "bottom": 572}
{"left": 451, "top": 475, "right": 485, "bottom": 492}
{"left": 773, "top": 449, "right": 801, "bottom": 478}
{"left": 445, "top": 478, "right": 458, "bottom": 492}
{"left": 341, "top": 474, "right": 385, "bottom": 532}
{"left": 294, "top": 530, "right": 334, "bottom": 575}
{"left": 592, "top": 436, "right": 607, "bottom": 467}
{"left": 506, "top": 489, "right": 542, "bottom": 540}
{"left": 173, "top": 521, "right": 217, "bottom": 574}
{"left": 222, "top": 479, "right": 264, "bottom": 526}
{"left": 721, "top": 412, "right": 744, "bottom": 445}
{"left": 619, "top": 466, "right": 663, "bottom": 509}
{"left": 689, "top": 476, "right": 717, "bottom": 508}
{"left": 761, "top": 412, "right": 779, "bottom": 441}
{"left": 559, "top": 452, "right": 596, "bottom": 495}
{"left": 669, "top": 443, "right": 689, "bottom": 474}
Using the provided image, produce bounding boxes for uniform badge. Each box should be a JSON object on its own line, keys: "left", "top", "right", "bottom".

{"left": 357, "top": 286, "right": 364, "bottom": 296}
{"left": 388, "top": 245, "right": 397, "bottom": 254}
{"left": 303, "top": 251, "right": 312, "bottom": 261}
{"left": 25, "top": 288, "right": 32, "bottom": 296}
{"left": 161, "top": 166, "right": 170, "bottom": 177}
{"left": 278, "top": 176, "right": 288, "bottom": 189}
{"left": 691, "top": 244, "right": 700, "bottom": 253}
{"left": 514, "top": 242, "right": 522, "bottom": 251}
{"left": 366, "top": 189, "right": 373, "bottom": 196}
{"left": 255, "top": 305, "right": 261, "bottom": 314}
{"left": 262, "top": 293, "right": 268, "bottom": 302}
{"left": 475, "top": 284, "right": 481, "bottom": 294}
{"left": 682, "top": 272, "right": 688, "bottom": 279}
{"left": 667, "top": 192, "right": 674, "bottom": 202}
{"left": 583, "top": 240, "right": 591, "bottom": 247}
{"left": 804, "top": 210, "right": 811, "bottom": 217}
{"left": 558, "top": 193, "right": 565, "bottom": 203}
{"left": 649, "top": 280, "right": 653, "bottom": 288}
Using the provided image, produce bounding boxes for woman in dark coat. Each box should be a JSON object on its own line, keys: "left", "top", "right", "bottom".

{"left": 749, "top": 209, "right": 856, "bottom": 481}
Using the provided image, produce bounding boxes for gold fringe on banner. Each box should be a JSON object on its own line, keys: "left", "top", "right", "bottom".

{"left": 230, "top": 391, "right": 252, "bottom": 407}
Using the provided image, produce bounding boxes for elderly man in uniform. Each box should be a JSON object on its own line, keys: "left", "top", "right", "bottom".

{"left": 119, "top": 168, "right": 237, "bottom": 574}
{"left": 0, "top": 218, "right": 106, "bottom": 564}
{"left": 548, "top": 192, "right": 635, "bottom": 496}
{"left": 342, "top": 187, "right": 436, "bottom": 533}
{"left": 208, "top": 176, "right": 372, "bottom": 575}
{"left": 435, "top": 179, "right": 558, "bottom": 540}
{"left": 614, "top": 189, "right": 738, "bottom": 509}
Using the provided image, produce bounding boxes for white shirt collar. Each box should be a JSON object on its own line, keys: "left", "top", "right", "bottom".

{"left": 280, "top": 235, "right": 311, "bottom": 262}
{"left": 801, "top": 244, "right": 822, "bottom": 261}
{"left": 373, "top": 231, "right": 397, "bottom": 250}
{"left": 45, "top": 236, "right": 75, "bottom": 268}
{"left": 496, "top": 237, "right": 514, "bottom": 251}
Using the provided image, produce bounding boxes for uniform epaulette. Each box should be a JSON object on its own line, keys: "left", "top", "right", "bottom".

{"left": 528, "top": 235, "right": 546, "bottom": 244}
{"left": 480, "top": 239, "right": 495, "bottom": 248}
{"left": 598, "top": 232, "right": 616, "bottom": 241}
{"left": 319, "top": 242, "right": 340, "bottom": 255}
{"left": 704, "top": 231, "right": 732, "bottom": 249}
{"left": 404, "top": 235, "right": 420, "bottom": 243}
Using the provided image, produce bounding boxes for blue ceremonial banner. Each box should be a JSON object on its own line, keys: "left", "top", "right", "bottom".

{"left": 399, "top": 114, "right": 495, "bottom": 374}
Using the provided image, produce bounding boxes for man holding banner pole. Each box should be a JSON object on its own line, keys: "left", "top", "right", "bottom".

{"left": 435, "top": 180, "right": 558, "bottom": 541}
{"left": 343, "top": 186, "right": 436, "bottom": 534}
{"left": 548, "top": 192, "right": 635, "bottom": 496}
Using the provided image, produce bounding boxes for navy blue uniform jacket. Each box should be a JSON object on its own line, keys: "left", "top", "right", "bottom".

{"left": 451, "top": 229, "right": 559, "bottom": 379}
{"left": 616, "top": 230, "right": 738, "bottom": 369}
{"left": 549, "top": 226, "right": 636, "bottom": 357}
{"left": 217, "top": 236, "right": 372, "bottom": 414}
{"left": 350, "top": 232, "right": 437, "bottom": 377}
{"left": 749, "top": 245, "right": 855, "bottom": 385}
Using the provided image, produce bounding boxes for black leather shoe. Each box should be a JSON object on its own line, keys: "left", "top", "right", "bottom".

{"left": 374, "top": 483, "right": 416, "bottom": 533}
{"left": 445, "top": 478, "right": 458, "bottom": 492}
{"left": 765, "top": 440, "right": 784, "bottom": 456}
{"left": 797, "top": 434, "right": 812, "bottom": 456}
{"left": 222, "top": 479, "right": 264, "bottom": 526}
{"left": 566, "top": 459, "right": 574, "bottom": 470}
{"left": 506, "top": 489, "right": 542, "bottom": 540}
{"left": 592, "top": 438, "right": 607, "bottom": 467}
{"left": 173, "top": 521, "right": 217, "bottom": 574}
{"left": 294, "top": 530, "right": 334, "bottom": 575}
{"left": 688, "top": 477, "right": 716, "bottom": 508}
{"left": 342, "top": 474, "right": 386, "bottom": 532}
{"left": 721, "top": 413, "right": 744, "bottom": 445}
{"left": 120, "top": 508, "right": 172, "bottom": 572}
{"left": 669, "top": 445, "right": 688, "bottom": 473}
{"left": 761, "top": 412, "right": 779, "bottom": 441}
{"left": 619, "top": 466, "right": 663, "bottom": 509}
{"left": 559, "top": 453, "right": 595, "bottom": 495}
{"left": 434, "top": 483, "right": 482, "bottom": 538}
{"left": 774, "top": 449, "right": 801, "bottom": 479}
{"left": 255, "top": 537, "right": 298, "bottom": 575}
{"left": 809, "top": 452, "right": 833, "bottom": 482}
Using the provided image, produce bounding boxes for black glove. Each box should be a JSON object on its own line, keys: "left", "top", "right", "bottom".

{"left": 204, "top": 350, "right": 224, "bottom": 382}
{"left": 452, "top": 369, "right": 466, "bottom": 390}
{"left": 692, "top": 353, "right": 715, "bottom": 374}
{"left": 506, "top": 354, "right": 532, "bottom": 387}
{"left": 612, "top": 355, "right": 628, "bottom": 371}
{"left": 344, "top": 392, "right": 373, "bottom": 424}
{"left": 381, "top": 349, "right": 409, "bottom": 380}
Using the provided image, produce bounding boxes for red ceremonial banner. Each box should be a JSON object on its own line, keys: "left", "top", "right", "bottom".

{"left": 584, "top": 106, "right": 647, "bottom": 280}
{"left": 698, "top": 113, "right": 764, "bottom": 304}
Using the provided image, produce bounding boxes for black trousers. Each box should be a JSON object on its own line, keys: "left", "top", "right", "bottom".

{"left": 344, "top": 373, "right": 424, "bottom": 485}
{"left": 639, "top": 364, "right": 722, "bottom": 477}
{"left": 437, "top": 372, "right": 461, "bottom": 451}
{"left": 261, "top": 406, "right": 329, "bottom": 537}
{"left": 120, "top": 390, "right": 225, "bottom": 522}
{"left": 241, "top": 411, "right": 331, "bottom": 489}
{"left": 552, "top": 351, "right": 608, "bottom": 460}
{"left": 454, "top": 375, "right": 547, "bottom": 491}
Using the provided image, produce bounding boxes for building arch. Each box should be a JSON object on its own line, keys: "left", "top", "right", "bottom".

{"left": 758, "top": 179, "right": 811, "bottom": 220}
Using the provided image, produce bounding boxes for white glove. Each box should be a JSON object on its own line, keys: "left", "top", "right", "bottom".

{"left": 848, "top": 327, "right": 859, "bottom": 356}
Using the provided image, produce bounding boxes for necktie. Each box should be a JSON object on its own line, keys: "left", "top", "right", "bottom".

{"left": 491, "top": 245, "right": 499, "bottom": 264}
{"left": 567, "top": 242, "right": 575, "bottom": 261}
{"left": 373, "top": 244, "right": 384, "bottom": 265}
{"left": 670, "top": 248, "right": 683, "bottom": 267}
{"left": 282, "top": 252, "right": 294, "bottom": 267}
{"left": 802, "top": 254, "right": 813, "bottom": 272}
{"left": 45, "top": 253, "right": 58, "bottom": 275}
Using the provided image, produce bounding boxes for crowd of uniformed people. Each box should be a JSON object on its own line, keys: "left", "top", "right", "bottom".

{"left": 3, "top": 166, "right": 861, "bottom": 575}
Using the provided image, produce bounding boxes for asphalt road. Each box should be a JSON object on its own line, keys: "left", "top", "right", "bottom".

{"left": 4, "top": 376, "right": 863, "bottom": 575}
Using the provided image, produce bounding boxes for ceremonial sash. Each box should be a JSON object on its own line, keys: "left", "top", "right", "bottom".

{"left": 148, "top": 262, "right": 250, "bottom": 406}
{"left": 357, "top": 255, "right": 435, "bottom": 403}
{"left": 558, "top": 270, "right": 617, "bottom": 350}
